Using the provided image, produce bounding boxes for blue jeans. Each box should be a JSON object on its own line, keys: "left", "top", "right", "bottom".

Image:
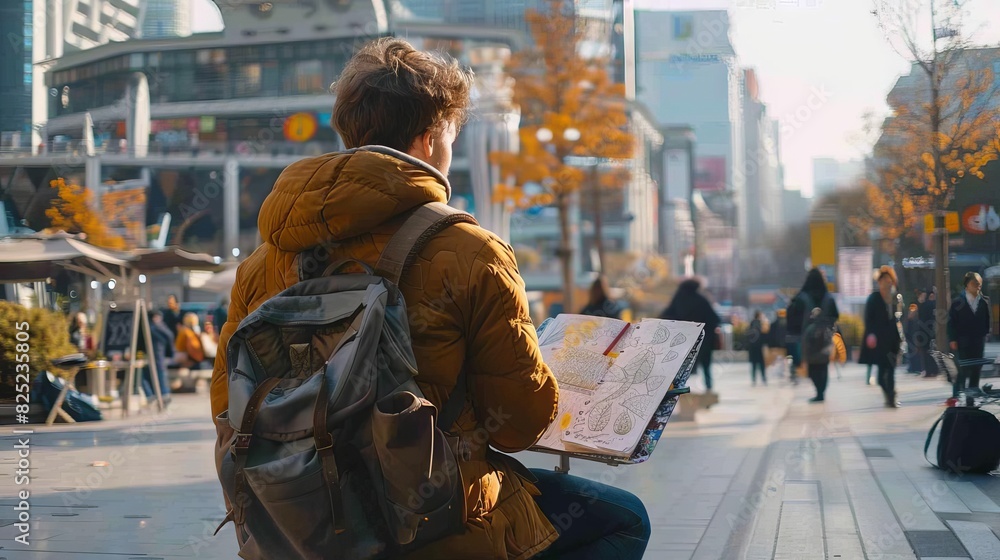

{"left": 530, "top": 468, "right": 650, "bottom": 560}
{"left": 141, "top": 357, "right": 171, "bottom": 398}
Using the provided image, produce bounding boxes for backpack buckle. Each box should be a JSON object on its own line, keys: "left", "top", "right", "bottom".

{"left": 234, "top": 433, "right": 252, "bottom": 454}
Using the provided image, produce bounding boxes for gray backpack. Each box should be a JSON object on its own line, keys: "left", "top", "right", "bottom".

{"left": 215, "top": 203, "right": 478, "bottom": 559}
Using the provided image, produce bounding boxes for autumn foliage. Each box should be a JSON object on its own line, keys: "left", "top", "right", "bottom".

{"left": 45, "top": 178, "right": 127, "bottom": 250}
{"left": 864, "top": 63, "right": 1000, "bottom": 242}
{"left": 490, "top": 0, "right": 634, "bottom": 310}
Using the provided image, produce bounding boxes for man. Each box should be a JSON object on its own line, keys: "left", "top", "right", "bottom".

{"left": 948, "top": 272, "right": 991, "bottom": 406}
{"left": 162, "top": 294, "right": 181, "bottom": 338}
{"left": 211, "top": 296, "right": 228, "bottom": 330}
{"left": 917, "top": 287, "right": 939, "bottom": 376}
{"left": 211, "top": 38, "right": 649, "bottom": 559}
{"left": 142, "top": 310, "right": 173, "bottom": 405}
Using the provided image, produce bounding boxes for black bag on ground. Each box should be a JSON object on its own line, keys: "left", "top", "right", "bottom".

{"left": 925, "top": 406, "right": 1000, "bottom": 474}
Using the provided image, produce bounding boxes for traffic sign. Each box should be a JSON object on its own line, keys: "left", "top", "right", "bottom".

{"left": 945, "top": 211, "right": 960, "bottom": 233}
{"left": 924, "top": 212, "right": 961, "bottom": 233}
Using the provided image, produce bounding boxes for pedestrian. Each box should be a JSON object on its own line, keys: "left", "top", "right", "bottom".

{"left": 209, "top": 38, "right": 648, "bottom": 559}
{"left": 200, "top": 321, "right": 219, "bottom": 362}
{"left": 579, "top": 275, "right": 623, "bottom": 319}
{"left": 904, "top": 303, "right": 921, "bottom": 374}
{"left": 787, "top": 268, "right": 839, "bottom": 402}
{"left": 918, "top": 287, "right": 940, "bottom": 377}
{"left": 68, "top": 312, "right": 91, "bottom": 352}
{"left": 142, "top": 309, "right": 173, "bottom": 405}
{"left": 162, "top": 294, "right": 181, "bottom": 338}
{"left": 859, "top": 266, "right": 902, "bottom": 408}
{"left": 212, "top": 296, "right": 228, "bottom": 330}
{"left": 769, "top": 308, "right": 789, "bottom": 379}
{"left": 660, "top": 278, "right": 722, "bottom": 392}
{"left": 786, "top": 268, "right": 840, "bottom": 402}
{"left": 174, "top": 312, "right": 206, "bottom": 369}
{"left": 748, "top": 310, "right": 768, "bottom": 386}
{"left": 948, "top": 272, "right": 991, "bottom": 406}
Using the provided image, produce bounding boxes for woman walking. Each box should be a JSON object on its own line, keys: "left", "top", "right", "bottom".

{"left": 661, "top": 278, "right": 722, "bottom": 391}
{"left": 859, "top": 266, "right": 903, "bottom": 408}
{"left": 787, "top": 268, "right": 839, "bottom": 402}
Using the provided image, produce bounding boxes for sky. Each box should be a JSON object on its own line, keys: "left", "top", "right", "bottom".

{"left": 192, "top": 0, "right": 1000, "bottom": 196}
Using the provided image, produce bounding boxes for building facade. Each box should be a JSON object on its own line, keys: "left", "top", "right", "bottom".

{"left": 141, "top": 0, "right": 193, "bottom": 39}
{"left": 635, "top": 9, "right": 743, "bottom": 295}
{"left": 4, "top": 0, "right": 663, "bottom": 303}
{"left": 742, "top": 69, "right": 783, "bottom": 241}
{"left": 812, "top": 157, "right": 863, "bottom": 201}
{"left": 0, "top": 0, "right": 33, "bottom": 148}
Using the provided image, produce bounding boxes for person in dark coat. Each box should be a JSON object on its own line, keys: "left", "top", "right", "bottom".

{"left": 948, "top": 272, "right": 991, "bottom": 404}
{"left": 904, "top": 304, "right": 922, "bottom": 373}
{"left": 212, "top": 296, "right": 229, "bottom": 331}
{"left": 661, "top": 278, "right": 721, "bottom": 391}
{"left": 769, "top": 309, "right": 789, "bottom": 378}
{"left": 859, "top": 266, "right": 902, "bottom": 408}
{"left": 788, "top": 268, "right": 839, "bottom": 402}
{"left": 142, "top": 309, "right": 174, "bottom": 404}
{"left": 916, "top": 288, "right": 939, "bottom": 376}
{"left": 162, "top": 294, "right": 181, "bottom": 338}
{"left": 579, "top": 276, "right": 623, "bottom": 319}
{"left": 747, "top": 310, "right": 767, "bottom": 386}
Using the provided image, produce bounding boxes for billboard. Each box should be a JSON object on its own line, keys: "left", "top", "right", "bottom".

{"left": 838, "top": 247, "right": 874, "bottom": 302}
{"left": 695, "top": 156, "right": 727, "bottom": 191}
{"left": 663, "top": 148, "right": 691, "bottom": 200}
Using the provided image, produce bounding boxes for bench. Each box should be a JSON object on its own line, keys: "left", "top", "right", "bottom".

{"left": 672, "top": 391, "right": 720, "bottom": 421}
{"left": 168, "top": 366, "right": 213, "bottom": 393}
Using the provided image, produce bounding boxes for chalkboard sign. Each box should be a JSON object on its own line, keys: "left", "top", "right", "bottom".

{"left": 102, "top": 310, "right": 135, "bottom": 357}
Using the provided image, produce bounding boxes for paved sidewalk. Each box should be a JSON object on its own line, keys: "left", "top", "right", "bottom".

{"left": 2, "top": 362, "right": 998, "bottom": 559}
{"left": 726, "top": 363, "right": 1000, "bottom": 560}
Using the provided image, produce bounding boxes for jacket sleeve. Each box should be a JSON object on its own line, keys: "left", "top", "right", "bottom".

{"left": 864, "top": 294, "right": 878, "bottom": 334}
{"left": 210, "top": 274, "right": 249, "bottom": 419}
{"left": 463, "top": 239, "right": 559, "bottom": 453}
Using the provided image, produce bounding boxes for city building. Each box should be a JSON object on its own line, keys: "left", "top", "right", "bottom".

{"left": 64, "top": 0, "right": 144, "bottom": 52}
{"left": 1, "top": 0, "right": 663, "bottom": 303}
{"left": 658, "top": 126, "right": 696, "bottom": 278}
{"left": 812, "top": 157, "right": 863, "bottom": 201}
{"left": 0, "top": 1, "right": 33, "bottom": 148}
{"left": 782, "top": 187, "right": 812, "bottom": 227}
{"left": 635, "top": 9, "right": 743, "bottom": 295}
{"left": 141, "top": 0, "right": 193, "bottom": 39}
{"left": 743, "top": 68, "right": 783, "bottom": 241}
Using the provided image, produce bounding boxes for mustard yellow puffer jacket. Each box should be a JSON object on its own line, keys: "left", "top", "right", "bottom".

{"left": 211, "top": 146, "right": 560, "bottom": 559}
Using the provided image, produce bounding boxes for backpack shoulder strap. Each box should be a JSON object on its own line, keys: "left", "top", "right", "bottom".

{"left": 375, "top": 202, "right": 478, "bottom": 285}
{"left": 376, "top": 202, "right": 477, "bottom": 434}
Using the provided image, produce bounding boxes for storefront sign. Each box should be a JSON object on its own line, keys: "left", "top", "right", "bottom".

{"left": 284, "top": 112, "right": 318, "bottom": 143}
{"left": 962, "top": 204, "right": 1000, "bottom": 234}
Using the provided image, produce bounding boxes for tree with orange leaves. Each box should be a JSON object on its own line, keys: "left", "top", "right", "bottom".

{"left": 490, "top": 0, "right": 634, "bottom": 313}
{"left": 45, "top": 178, "right": 127, "bottom": 250}
{"left": 872, "top": 0, "right": 1000, "bottom": 349}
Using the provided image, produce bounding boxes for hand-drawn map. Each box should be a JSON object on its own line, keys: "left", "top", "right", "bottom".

{"left": 534, "top": 314, "right": 704, "bottom": 458}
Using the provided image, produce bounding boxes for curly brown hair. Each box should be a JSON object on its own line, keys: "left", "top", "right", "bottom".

{"left": 331, "top": 38, "right": 474, "bottom": 151}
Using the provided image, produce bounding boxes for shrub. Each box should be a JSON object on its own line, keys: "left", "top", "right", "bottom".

{"left": 0, "top": 302, "right": 77, "bottom": 401}
{"left": 837, "top": 313, "right": 865, "bottom": 349}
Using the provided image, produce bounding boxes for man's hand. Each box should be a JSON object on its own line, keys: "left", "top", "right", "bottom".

{"left": 950, "top": 341, "right": 958, "bottom": 351}
{"left": 866, "top": 333, "right": 877, "bottom": 349}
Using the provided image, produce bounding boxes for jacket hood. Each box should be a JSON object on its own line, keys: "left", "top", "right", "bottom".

{"left": 258, "top": 146, "right": 452, "bottom": 252}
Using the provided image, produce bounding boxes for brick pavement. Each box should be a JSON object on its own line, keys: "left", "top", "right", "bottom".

{"left": 2, "top": 362, "right": 999, "bottom": 559}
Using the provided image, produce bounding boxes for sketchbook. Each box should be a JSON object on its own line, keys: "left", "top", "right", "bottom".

{"left": 529, "top": 314, "right": 705, "bottom": 465}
